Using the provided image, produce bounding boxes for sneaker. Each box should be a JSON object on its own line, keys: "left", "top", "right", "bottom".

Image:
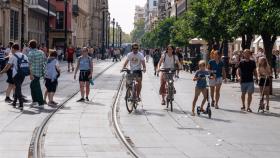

{"left": 85, "top": 97, "right": 89, "bottom": 101}
{"left": 29, "top": 102, "right": 38, "bottom": 107}
{"left": 5, "top": 97, "right": 13, "bottom": 103}
{"left": 77, "top": 98, "right": 85, "bottom": 102}
{"left": 18, "top": 106, "right": 23, "bottom": 111}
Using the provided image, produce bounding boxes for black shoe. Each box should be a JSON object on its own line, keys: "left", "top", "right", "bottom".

{"left": 77, "top": 98, "right": 85, "bottom": 102}
{"left": 5, "top": 97, "right": 13, "bottom": 103}
{"left": 19, "top": 106, "right": 23, "bottom": 111}
{"left": 85, "top": 97, "right": 89, "bottom": 101}
{"left": 12, "top": 102, "right": 16, "bottom": 108}
{"left": 22, "top": 98, "right": 29, "bottom": 103}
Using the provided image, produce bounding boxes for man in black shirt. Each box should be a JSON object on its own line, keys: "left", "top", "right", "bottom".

{"left": 237, "top": 49, "right": 258, "bottom": 112}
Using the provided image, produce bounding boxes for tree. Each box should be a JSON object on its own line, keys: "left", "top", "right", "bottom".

{"left": 131, "top": 19, "right": 145, "bottom": 43}
{"left": 242, "top": 0, "right": 280, "bottom": 64}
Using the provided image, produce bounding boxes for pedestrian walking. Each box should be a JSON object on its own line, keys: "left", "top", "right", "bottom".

{"left": 3, "top": 41, "right": 15, "bottom": 103}
{"left": 207, "top": 51, "right": 226, "bottom": 109}
{"left": 0, "top": 43, "right": 29, "bottom": 110}
{"left": 175, "top": 47, "right": 183, "bottom": 78}
{"left": 66, "top": 45, "right": 75, "bottom": 72}
{"left": 152, "top": 48, "right": 161, "bottom": 76}
{"left": 257, "top": 57, "right": 272, "bottom": 111}
{"left": 44, "top": 51, "right": 60, "bottom": 106}
{"left": 237, "top": 49, "right": 258, "bottom": 112}
{"left": 192, "top": 60, "right": 209, "bottom": 116}
{"left": 28, "top": 40, "right": 47, "bottom": 107}
{"left": 74, "top": 47, "right": 93, "bottom": 102}
{"left": 230, "top": 51, "right": 240, "bottom": 82}
{"left": 272, "top": 50, "right": 278, "bottom": 79}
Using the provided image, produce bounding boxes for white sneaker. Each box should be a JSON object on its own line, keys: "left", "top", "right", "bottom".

{"left": 29, "top": 102, "right": 38, "bottom": 107}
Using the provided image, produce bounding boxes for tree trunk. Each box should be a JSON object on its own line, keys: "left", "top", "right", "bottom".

{"left": 241, "top": 34, "right": 253, "bottom": 50}
{"left": 261, "top": 33, "right": 277, "bottom": 95}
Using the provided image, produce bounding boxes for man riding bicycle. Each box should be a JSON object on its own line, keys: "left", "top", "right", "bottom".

{"left": 122, "top": 43, "right": 146, "bottom": 101}
{"left": 157, "top": 45, "right": 182, "bottom": 105}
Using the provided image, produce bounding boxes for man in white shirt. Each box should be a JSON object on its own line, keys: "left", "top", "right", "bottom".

{"left": 0, "top": 43, "right": 28, "bottom": 110}
{"left": 122, "top": 43, "right": 146, "bottom": 100}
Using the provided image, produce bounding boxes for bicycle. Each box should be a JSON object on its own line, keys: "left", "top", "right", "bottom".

{"left": 160, "top": 68, "right": 176, "bottom": 112}
{"left": 121, "top": 68, "right": 142, "bottom": 113}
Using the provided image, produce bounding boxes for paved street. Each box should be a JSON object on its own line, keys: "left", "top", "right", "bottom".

{"left": 0, "top": 59, "right": 279, "bottom": 158}
{"left": 0, "top": 59, "right": 114, "bottom": 158}
{"left": 118, "top": 61, "right": 280, "bottom": 158}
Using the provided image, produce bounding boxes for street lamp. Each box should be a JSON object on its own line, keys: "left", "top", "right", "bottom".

{"left": 119, "top": 27, "right": 122, "bottom": 48}
{"left": 112, "top": 18, "right": 115, "bottom": 48}
{"left": 64, "top": 0, "right": 68, "bottom": 60}
{"left": 46, "top": 0, "right": 50, "bottom": 53}
{"left": 107, "top": 13, "right": 110, "bottom": 49}
{"left": 21, "top": 0, "right": 24, "bottom": 49}
{"left": 116, "top": 22, "right": 118, "bottom": 48}
{"left": 101, "top": 1, "right": 108, "bottom": 60}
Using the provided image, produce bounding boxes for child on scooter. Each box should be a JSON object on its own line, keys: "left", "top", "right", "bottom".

{"left": 192, "top": 60, "right": 209, "bottom": 116}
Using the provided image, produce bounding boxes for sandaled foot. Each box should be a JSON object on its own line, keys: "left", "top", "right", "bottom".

{"left": 215, "top": 105, "right": 219, "bottom": 109}
{"left": 191, "top": 112, "right": 195, "bottom": 116}
{"left": 247, "top": 107, "right": 252, "bottom": 112}
{"left": 241, "top": 106, "right": 246, "bottom": 111}
{"left": 161, "top": 100, "right": 166, "bottom": 105}
{"left": 211, "top": 101, "right": 215, "bottom": 107}
{"left": 266, "top": 106, "right": 269, "bottom": 111}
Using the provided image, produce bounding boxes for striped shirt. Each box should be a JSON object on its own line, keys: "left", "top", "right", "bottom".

{"left": 27, "top": 48, "right": 46, "bottom": 77}
{"left": 0, "top": 49, "right": 5, "bottom": 61}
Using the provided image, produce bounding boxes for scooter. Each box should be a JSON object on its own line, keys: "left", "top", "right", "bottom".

{"left": 196, "top": 75, "right": 212, "bottom": 119}
{"left": 258, "top": 76, "right": 269, "bottom": 113}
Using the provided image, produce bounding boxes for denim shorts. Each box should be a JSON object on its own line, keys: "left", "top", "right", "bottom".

{"left": 241, "top": 82, "right": 254, "bottom": 93}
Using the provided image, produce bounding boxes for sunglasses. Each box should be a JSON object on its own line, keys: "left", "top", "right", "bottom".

{"left": 133, "top": 47, "right": 138, "bottom": 50}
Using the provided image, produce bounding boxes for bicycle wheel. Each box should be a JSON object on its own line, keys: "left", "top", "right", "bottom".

{"left": 125, "top": 88, "right": 134, "bottom": 113}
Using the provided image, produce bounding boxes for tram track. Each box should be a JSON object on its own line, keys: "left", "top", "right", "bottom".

{"left": 28, "top": 61, "right": 116, "bottom": 158}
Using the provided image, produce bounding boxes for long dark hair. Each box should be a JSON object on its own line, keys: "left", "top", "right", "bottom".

{"left": 166, "top": 44, "right": 175, "bottom": 55}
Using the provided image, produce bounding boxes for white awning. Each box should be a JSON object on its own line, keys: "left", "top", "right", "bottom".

{"left": 189, "top": 38, "right": 207, "bottom": 45}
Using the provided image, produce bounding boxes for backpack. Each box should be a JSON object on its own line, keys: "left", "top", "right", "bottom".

{"left": 14, "top": 54, "right": 30, "bottom": 76}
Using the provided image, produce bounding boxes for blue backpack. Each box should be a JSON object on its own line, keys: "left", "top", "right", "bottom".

{"left": 14, "top": 54, "right": 30, "bottom": 76}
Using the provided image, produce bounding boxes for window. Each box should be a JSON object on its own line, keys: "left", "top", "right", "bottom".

{"left": 56, "top": 11, "right": 64, "bottom": 29}
{"left": 153, "top": 1, "right": 157, "bottom": 6}
{"left": 10, "top": 10, "right": 19, "bottom": 40}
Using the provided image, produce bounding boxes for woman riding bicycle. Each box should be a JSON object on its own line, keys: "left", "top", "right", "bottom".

{"left": 157, "top": 45, "right": 181, "bottom": 105}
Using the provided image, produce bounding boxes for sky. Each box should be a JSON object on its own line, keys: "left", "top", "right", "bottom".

{"left": 108, "top": 0, "right": 146, "bottom": 34}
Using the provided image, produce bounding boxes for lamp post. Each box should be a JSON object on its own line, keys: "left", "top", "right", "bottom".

{"left": 46, "top": 0, "right": 50, "bottom": 53}
{"left": 107, "top": 13, "right": 110, "bottom": 49}
{"left": 115, "top": 22, "right": 118, "bottom": 48}
{"left": 21, "top": 0, "right": 24, "bottom": 49}
{"left": 101, "top": 1, "right": 108, "bottom": 60}
{"left": 112, "top": 18, "right": 115, "bottom": 48}
{"left": 64, "top": 0, "right": 68, "bottom": 60}
{"left": 119, "top": 27, "right": 122, "bottom": 48}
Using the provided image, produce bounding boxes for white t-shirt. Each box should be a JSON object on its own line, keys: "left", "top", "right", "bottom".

{"left": 160, "top": 53, "right": 179, "bottom": 69}
{"left": 127, "top": 52, "right": 144, "bottom": 71}
{"left": 8, "top": 52, "right": 29, "bottom": 77}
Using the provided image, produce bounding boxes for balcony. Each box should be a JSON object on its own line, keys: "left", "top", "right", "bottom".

{"left": 72, "top": 4, "right": 79, "bottom": 16}
{"left": 29, "top": 0, "right": 56, "bottom": 16}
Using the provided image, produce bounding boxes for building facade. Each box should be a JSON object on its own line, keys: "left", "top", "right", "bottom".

{"left": 134, "top": 5, "right": 145, "bottom": 23}
{"left": 144, "top": 0, "right": 158, "bottom": 31}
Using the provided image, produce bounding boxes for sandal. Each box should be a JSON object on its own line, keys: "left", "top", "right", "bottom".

{"left": 191, "top": 112, "right": 195, "bottom": 116}
{"left": 211, "top": 101, "right": 215, "bottom": 107}
{"left": 161, "top": 100, "right": 166, "bottom": 105}
{"left": 247, "top": 107, "right": 252, "bottom": 112}
{"left": 241, "top": 106, "right": 246, "bottom": 111}
{"left": 215, "top": 105, "right": 219, "bottom": 109}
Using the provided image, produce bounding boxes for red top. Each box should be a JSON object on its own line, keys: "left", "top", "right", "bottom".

{"left": 67, "top": 48, "right": 75, "bottom": 59}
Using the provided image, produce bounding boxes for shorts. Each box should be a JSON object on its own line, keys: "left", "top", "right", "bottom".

{"left": 241, "top": 82, "right": 254, "bottom": 93}
{"left": 79, "top": 70, "right": 91, "bottom": 82}
{"left": 6, "top": 69, "right": 14, "bottom": 84}
{"left": 132, "top": 70, "right": 142, "bottom": 78}
{"left": 209, "top": 77, "right": 223, "bottom": 86}
{"left": 45, "top": 78, "right": 58, "bottom": 93}
{"left": 259, "top": 77, "right": 270, "bottom": 87}
{"left": 67, "top": 58, "right": 73, "bottom": 63}
{"left": 153, "top": 62, "right": 159, "bottom": 67}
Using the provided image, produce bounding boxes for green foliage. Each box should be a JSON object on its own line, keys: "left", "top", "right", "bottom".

{"left": 131, "top": 19, "right": 145, "bottom": 43}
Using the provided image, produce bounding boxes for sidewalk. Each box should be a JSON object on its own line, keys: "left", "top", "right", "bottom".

{"left": 0, "top": 59, "right": 114, "bottom": 158}
{"left": 43, "top": 61, "right": 131, "bottom": 158}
